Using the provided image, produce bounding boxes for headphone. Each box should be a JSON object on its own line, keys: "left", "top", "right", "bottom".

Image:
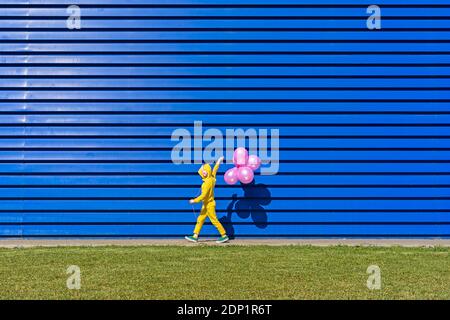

{"left": 201, "top": 164, "right": 209, "bottom": 177}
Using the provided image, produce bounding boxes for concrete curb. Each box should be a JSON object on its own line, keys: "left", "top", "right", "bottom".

{"left": 1, "top": 239, "right": 450, "bottom": 248}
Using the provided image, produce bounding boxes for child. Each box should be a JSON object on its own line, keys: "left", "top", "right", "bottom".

{"left": 185, "top": 156, "right": 229, "bottom": 243}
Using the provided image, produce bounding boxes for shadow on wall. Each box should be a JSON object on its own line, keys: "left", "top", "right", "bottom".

{"left": 220, "top": 181, "right": 272, "bottom": 238}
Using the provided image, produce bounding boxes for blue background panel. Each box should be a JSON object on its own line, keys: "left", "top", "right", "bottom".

{"left": 0, "top": 0, "right": 449, "bottom": 238}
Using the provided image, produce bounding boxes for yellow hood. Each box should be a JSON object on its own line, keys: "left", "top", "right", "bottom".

{"left": 198, "top": 163, "right": 212, "bottom": 179}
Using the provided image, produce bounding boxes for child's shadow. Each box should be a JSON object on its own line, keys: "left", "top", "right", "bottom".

{"left": 220, "top": 181, "right": 271, "bottom": 238}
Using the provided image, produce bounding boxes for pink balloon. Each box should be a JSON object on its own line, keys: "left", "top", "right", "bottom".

{"left": 237, "top": 166, "right": 254, "bottom": 184}
{"left": 247, "top": 155, "right": 261, "bottom": 171}
{"left": 233, "top": 147, "right": 249, "bottom": 167}
{"left": 224, "top": 167, "right": 239, "bottom": 185}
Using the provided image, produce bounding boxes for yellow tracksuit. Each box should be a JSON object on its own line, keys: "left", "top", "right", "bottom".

{"left": 192, "top": 162, "right": 226, "bottom": 236}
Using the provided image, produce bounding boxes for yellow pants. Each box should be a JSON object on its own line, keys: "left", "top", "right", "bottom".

{"left": 193, "top": 203, "right": 226, "bottom": 236}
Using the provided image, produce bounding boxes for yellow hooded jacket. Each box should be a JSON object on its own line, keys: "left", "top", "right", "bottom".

{"left": 192, "top": 161, "right": 226, "bottom": 236}
{"left": 192, "top": 162, "right": 220, "bottom": 205}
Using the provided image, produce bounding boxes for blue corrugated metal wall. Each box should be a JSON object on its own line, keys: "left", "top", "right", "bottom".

{"left": 0, "top": 0, "right": 449, "bottom": 238}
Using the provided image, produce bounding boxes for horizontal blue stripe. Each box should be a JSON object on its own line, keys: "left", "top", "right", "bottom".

{"left": 3, "top": 43, "right": 450, "bottom": 52}
{"left": 1, "top": 187, "right": 450, "bottom": 198}
{"left": 0, "top": 151, "right": 445, "bottom": 160}
{"left": 3, "top": 20, "right": 450, "bottom": 29}
{"left": 4, "top": 8, "right": 450, "bottom": 17}
{"left": 3, "top": 67, "right": 450, "bottom": 77}
{"left": 1, "top": 163, "right": 449, "bottom": 172}
{"left": 11, "top": 224, "right": 449, "bottom": 237}
{"left": 2, "top": 79, "right": 450, "bottom": 89}
{"left": 1, "top": 114, "right": 449, "bottom": 124}
{"left": 14, "top": 138, "right": 450, "bottom": 148}
{"left": 3, "top": 31, "right": 450, "bottom": 40}
{"left": 7, "top": 212, "right": 448, "bottom": 223}
{"left": 1, "top": 102, "right": 450, "bottom": 112}
{"left": 0, "top": 175, "right": 448, "bottom": 185}
{"left": 0, "top": 1, "right": 447, "bottom": 5}
{"left": 0, "top": 151, "right": 446, "bottom": 160}
{"left": 2, "top": 126, "right": 450, "bottom": 136}
{"left": 0, "top": 199, "right": 443, "bottom": 210}
{"left": 4, "top": 55, "right": 450, "bottom": 65}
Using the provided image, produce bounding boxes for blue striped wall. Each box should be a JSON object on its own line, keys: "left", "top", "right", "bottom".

{"left": 0, "top": 0, "right": 449, "bottom": 238}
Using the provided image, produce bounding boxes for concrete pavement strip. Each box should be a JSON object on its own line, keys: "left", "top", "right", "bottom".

{"left": 0, "top": 239, "right": 449, "bottom": 248}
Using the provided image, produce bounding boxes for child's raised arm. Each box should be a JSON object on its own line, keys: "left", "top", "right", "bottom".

{"left": 212, "top": 156, "right": 224, "bottom": 178}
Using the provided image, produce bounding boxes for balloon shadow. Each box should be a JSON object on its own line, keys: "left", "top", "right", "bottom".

{"left": 220, "top": 181, "right": 272, "bottom": 238}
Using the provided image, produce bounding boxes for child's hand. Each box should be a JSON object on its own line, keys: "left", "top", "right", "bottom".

{"left": 189, "top": 199, "right": 195, "bottom": 204}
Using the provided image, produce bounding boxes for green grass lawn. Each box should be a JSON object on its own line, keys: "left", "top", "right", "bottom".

{"left": 0, "top": 245, "right": 448, "bottom": 299}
